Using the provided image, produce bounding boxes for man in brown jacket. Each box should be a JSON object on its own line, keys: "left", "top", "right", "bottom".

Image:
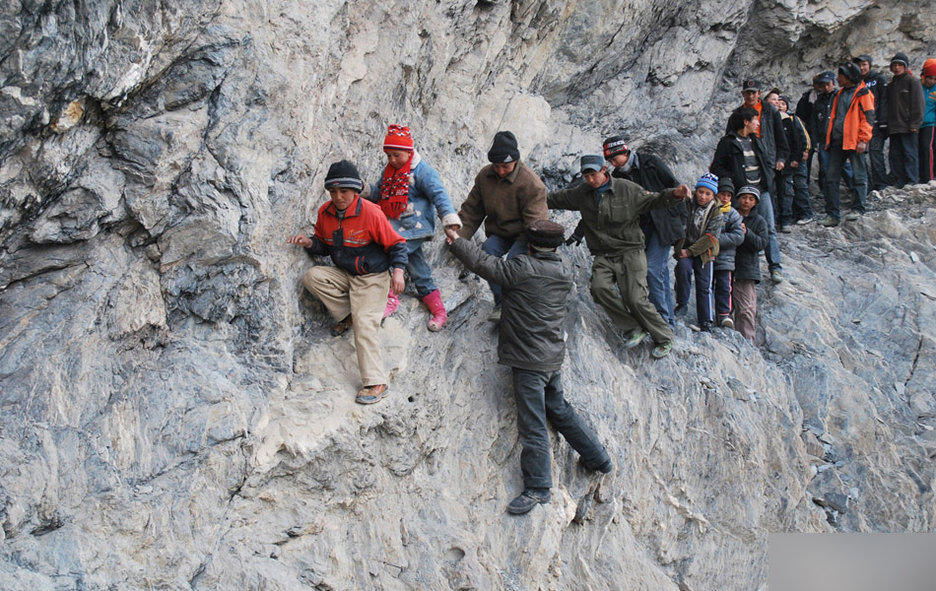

{"left": 458, "top": 131, "right": 548, "bottom": 320}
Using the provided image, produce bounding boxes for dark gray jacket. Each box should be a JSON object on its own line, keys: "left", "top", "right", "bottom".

{"left": 734, "top": 212, "right": 769, "bottom": 282}
{"left": 713, "top": 206, "right": 745, "bottom": 272}
{"left": 886, "top": 72, "right": 925, "bottom": 134}
{"left": 450, "top": 238, "right": 570, "bottom": 372}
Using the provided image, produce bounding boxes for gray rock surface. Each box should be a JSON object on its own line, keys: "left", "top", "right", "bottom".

{"left": 1, "top": 1, "right": 935, "bottom": 589}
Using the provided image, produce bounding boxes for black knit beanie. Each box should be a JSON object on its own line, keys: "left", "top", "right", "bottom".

{"left": 324, "top": 160, "right": 363, "bottom": 192}
{"left": 487, "top": 131, "right": 520, "bottom": 163}
{"left": 839, "top": 62, "right": 861, "bottom": 83}
{"left": 890, "top": 52, "right": 910, "bottom": 68}
{"left": 717, "top": 177, "right": 735, "bottom": 196}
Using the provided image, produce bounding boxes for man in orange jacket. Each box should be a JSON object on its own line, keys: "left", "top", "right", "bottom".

{"left": 820, "top": 62, "right": 875, "bottom": 227}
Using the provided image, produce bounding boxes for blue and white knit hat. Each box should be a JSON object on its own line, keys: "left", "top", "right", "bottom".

{"left": 695, "top": 172, "right": 719, "bottom": 194}
{"left": 324, "top": 160, "right": 363, "bottom": 192}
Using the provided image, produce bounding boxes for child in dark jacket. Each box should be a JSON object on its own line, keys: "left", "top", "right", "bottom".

{"left": 674, "top": 173, "right": 724, "bottom": 331}
{"left": 732, "top": 186, "right": 770, "bottom": 342}
{"left": 712, "top": 178, "right": 745, "bottom": 328}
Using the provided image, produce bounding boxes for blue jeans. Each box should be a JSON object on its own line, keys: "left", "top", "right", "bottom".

{"left": 675, "top": 257, "right": 715, "bottom": 324}
{"left": 481, "top": 235, "right": 528, "bottom": 305}
{"left": 511, "top": 368, "right": 610, "bottom": 490}
{"left": 889, "top": 132, "right": 920, "bottom": 188}
{"left": 404, "top": 238, "right": 436, "bottom": 297}
{"left": 713, "top": 269, "right": 732, "bottom": 317}
{"left": 755, "top": 190, "right": 782, "bottom": 272}
{"left": 824, "top": 145, "right": 868, "bottom": 220}
{"left": 644, "top": 224, "right": 676, "bottom": 329}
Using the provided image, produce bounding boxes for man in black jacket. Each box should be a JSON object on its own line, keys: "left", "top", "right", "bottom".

{"left": 854, "top": 54, "right": 889, "bottom": 191}
{"left": 446, "top": 219, "right": 612, "bottom": 515}
{"left": 713, "top": 107, "right": 784, "bottom": 283}
{"left": 729, "top": 80, "right": 788, "bottom": 282}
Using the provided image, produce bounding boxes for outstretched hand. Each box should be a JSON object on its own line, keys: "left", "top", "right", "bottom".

{"left": 673, "top": 184, "right": 691, "bottom": 200}
{"left": 444, "top": 226, "right": 460, "bottom": 245}
{"left": 287, "top": 234, "right": 313, "bottom": 248}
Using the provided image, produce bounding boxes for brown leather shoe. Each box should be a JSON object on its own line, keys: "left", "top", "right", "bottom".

{"left": 330, "top": 315, "right": 352, "bottom": 336}
{"left": 355, "top": 384, "right": 389, "bottom": 405}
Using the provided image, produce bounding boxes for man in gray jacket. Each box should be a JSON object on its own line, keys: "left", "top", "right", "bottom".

{"left": 446, "top": 219, "right": 612, "bottom": 515}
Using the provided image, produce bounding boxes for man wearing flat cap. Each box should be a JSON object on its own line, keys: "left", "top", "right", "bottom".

{"left": 457, "top": 130, "right": 548, "bottom": 320}
{"left": 547, "top": 155, "right": 691, "bottom": 359}
{"left": 445, "top": 219, "right": 613, "bottom": 515}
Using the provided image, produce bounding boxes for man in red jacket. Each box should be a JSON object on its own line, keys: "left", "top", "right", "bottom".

{"left": 820, "top": 63, "right": 875, "bottom": 227}
{"left": 287, "top": 160, "right": 408, "bottom": 404}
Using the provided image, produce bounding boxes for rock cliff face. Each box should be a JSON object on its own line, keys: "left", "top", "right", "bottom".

{"left": 1, "top": 1, "right": 935, "bottom": 589}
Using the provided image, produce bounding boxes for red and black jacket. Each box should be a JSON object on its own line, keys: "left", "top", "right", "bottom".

{"left": 305, "top": 194, "right": 407, "bottom": 275}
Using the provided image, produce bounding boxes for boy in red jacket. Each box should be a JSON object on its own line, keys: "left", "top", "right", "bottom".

{"left": 287, "top": 160, "right": 408, "bottom": 404}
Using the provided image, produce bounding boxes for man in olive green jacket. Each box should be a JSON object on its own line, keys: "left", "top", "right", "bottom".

{"left": 548, "top": 155, "right": 690, "bottom": 358}
{"left": 458, "top": 131, "right": 548, "bottom": 319}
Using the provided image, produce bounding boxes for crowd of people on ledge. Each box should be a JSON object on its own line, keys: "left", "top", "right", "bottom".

{"left": 285, "top": 51, "right": 936, "bottom": 514}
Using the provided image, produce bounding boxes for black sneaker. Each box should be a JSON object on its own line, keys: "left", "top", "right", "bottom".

{"left": 507, "top": 488, "right": 550, "bottom": 515}
{"left": 699, "top": 321, "right": 713, "bottom": 332}
{"left": 674, "top": 303, "right": 687, "bottom": 317}
{"left": 580, "top": 456, "right": 613, "bottom": 474}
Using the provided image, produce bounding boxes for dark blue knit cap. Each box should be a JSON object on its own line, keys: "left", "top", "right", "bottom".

{"left": 324, "top": 160, "right": 363, "bottom": 192}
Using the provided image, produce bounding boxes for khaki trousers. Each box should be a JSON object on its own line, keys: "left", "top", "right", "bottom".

{"left": 302, "top": 266, "right": 390, "bottom": 386}
{"left": 732, "top": 278, "right": 757, "bottom": 342}
{"left": 590, "top": 251, "right": 674, "bottom": 346}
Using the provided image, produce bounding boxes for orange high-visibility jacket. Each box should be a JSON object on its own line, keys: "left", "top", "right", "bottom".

{"left": 825, "top": 81, "right": 875, "bottom": 151}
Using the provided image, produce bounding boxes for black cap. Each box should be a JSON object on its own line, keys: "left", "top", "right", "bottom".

{"left": 838, "top": 62, "right": 861, "bottom": 83}
{"left": 487, "top": 131, "right": 520, "bottom": 163}
{"left": 717, "top": 177, "right": 735, "bottom": 195}
{"left": 814, "top": 71, "right": 835, "bottom": 84}
{"left": 526, "top": 219, "right": 566, "bottom": 249}
{"left": 324, "top": 160, "right": 363, "bottom": 192}
{"left": 890, "top": 52, "right": 910, "bottom": 68}
{"left": 741, "top": 79, "right": 761, "bottom": 92}
{"left": 853, "top": 54, "right": 873, "bottom": 65}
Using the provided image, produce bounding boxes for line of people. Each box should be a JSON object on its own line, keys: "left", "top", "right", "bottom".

{"left": 283, "top": 51, "right": 935, "bottom": 511}
{"left": 792, "top": 53, "right": 936, "bottom": 227}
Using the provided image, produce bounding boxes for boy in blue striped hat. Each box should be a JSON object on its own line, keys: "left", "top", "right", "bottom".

{"left": 673, "top": 173, "right": 724, "bottom": 331}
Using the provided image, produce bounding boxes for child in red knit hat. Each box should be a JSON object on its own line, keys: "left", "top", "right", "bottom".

{"left": 367, "top": 124, "right": 462, "bottom": 331}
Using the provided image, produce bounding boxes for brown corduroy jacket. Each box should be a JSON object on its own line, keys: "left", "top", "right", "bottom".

{"left": 457, "top": 161, "right": 548, "bottom": 240}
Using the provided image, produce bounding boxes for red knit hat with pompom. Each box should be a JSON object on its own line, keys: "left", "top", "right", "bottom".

{"left": 383, "top": 124, "right": 414, "bottom": 152}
